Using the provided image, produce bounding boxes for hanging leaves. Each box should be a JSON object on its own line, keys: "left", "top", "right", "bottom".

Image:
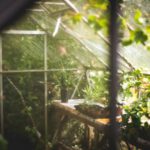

{"left": 146, "top": 26, "right": 150, "bottom": 33}
{"left": 71, "top": 13, "right": 82, "bottom": 24}
{"left": 122, "top": 39, "right": 133, "bottom": 46}
{"left": 88, "top": 15, "right": 108, "bottom": 31}
{"left": 122, "top": 29, "right": 148, "bottom": 46}
{"left": 133, "top": 29, "right": 148, "bottom": 44}
{"left": 134, "top": 9, "right": 142, "bottom": 24}
{"left": 88, "top": 0, "right": 109, "bottom": 10}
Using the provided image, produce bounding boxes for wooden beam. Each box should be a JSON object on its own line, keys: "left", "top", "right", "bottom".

{"left": 52, "top": 101, "right": 107, "bottom": 132}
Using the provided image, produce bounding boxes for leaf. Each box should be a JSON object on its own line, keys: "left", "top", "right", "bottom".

{"left": 134, "top": 9, "right": 142, "bottom": 24}
{"left": 133, "top": 29, "right": 148, "bottom": 44}
{"left": 122, "top": 39, "right": 133, "bottom": 46}
{"left": 88, "top": 0, "right": 108, "bottom": 10}
{"left": 147, "top": 46, "right": 150, "bottom": 51}
{"left": 120, "top": 17, "right": 127, "bottom": 29}
{"left": 97, "top": 18, "right": 108, "bottom": 28}
{"left": 88, "top": 15, "right": 97, "bottom": 23}
{"left": 127, "top": 29, "right": 148, "bottom": 45}
{"left": 146, "top": 26, "right": 150, "bottom": 33}
{"left": 72, "top": 13, "right": 82, "bottom": 24}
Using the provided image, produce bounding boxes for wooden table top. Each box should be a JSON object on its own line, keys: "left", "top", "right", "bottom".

{"left": 52, "top": 99, "right": 122, "bottom": 131}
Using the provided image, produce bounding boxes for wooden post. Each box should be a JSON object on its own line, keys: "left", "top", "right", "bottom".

{"left": 109, "top": 0, "right": 120, "bottom": 150}
{"left": 0, "top": 35, "right": 3, "bottom": 135}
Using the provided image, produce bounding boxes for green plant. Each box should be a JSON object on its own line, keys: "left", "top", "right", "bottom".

{"left": 122, "top": 96, "right": 150, "bottom": 142}
{"left": 83, "top": 71, "right": 109, "bottom": 105}
{"left": 120, "top": 69, "right": 143, "bottom": 101}
{"left": 121, "top": 69, "right": 150, "bottom": 142}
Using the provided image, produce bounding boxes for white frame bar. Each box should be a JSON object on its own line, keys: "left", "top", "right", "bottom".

{"left": 27, "top": 9, "right": 45, "bottom": 12}
{"left": 2, "top": 30, "right": 46, "bottom": 35}
{"left": 36, "top": 2, "right": 65, "bottom": 5}
{"left": 0, "top": 68, "right": 81, "bottom": 74}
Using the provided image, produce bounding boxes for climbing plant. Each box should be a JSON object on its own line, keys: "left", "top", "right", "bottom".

{"left": 70, "top": 0, "right": 150, "bottom": 50}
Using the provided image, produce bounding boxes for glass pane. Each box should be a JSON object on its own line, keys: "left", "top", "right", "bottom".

{"left": 2, "top": 34, "right": 44, "bottom": 70}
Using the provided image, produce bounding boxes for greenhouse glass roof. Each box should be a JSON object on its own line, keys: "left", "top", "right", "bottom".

{"left": 2, "top": 0, "right": 150, "bottom": 73}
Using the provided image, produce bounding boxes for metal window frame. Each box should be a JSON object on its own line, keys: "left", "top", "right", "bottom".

{"left": 0, "top": 29, "right": 85, "bottom": 150}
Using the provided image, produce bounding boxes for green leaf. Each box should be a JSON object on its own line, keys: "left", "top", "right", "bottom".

{"left": 88, "top": 0, "right": 108, "bottom": 10}
{"left": 146, "top": 26, "right": 150, "bottom": 33}
{"left": 72, "top": 13, "right": 82, "bottom": 24}
{"left": 122, "top": 39, "right": 133, "bottom": 46}
{"left": 88, "top": 15, "right": 97, "bottom": 23}
{"left": 147, "top": 46, "right": 150, "bottom": 51}
{"left": 120, "top": 17, "right": 127, "bottom": 29}
{"left": 127, "top": 29, "right": 148, "bottom": 45}
{"left": 97, "top": 18, "right": 108, "bottom": 28}
{"left": 134, "top": 9, "right": 142, "bottom": 24}
{"left": 133, "top": 29, "right": 148, "bottom": 44}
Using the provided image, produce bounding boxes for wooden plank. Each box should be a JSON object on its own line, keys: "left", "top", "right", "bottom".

{"left": 52, "top": 101, "right": 107, "bottom": 132}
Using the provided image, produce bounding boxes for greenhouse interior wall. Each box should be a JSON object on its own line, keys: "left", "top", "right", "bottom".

{"left": 0, "top": 31, "right": 89, "bottom": 149}
{"left": 0, "top": 0, "right": 150, "bottom": 150}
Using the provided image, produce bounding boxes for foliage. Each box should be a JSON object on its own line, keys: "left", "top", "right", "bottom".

{"left": 120, "top": 69, "right": 150, "bottom": 142}
{"left": 122, "top": 29, "right": 148, "bottom": 46}
{"left": 83, "top": 71, "right": 109, "bottom": 105}
{"left": 121, "top": 7, "right": 150, "bottom": 49}
{"left": 2, "top": 16, "right": 88, "bottom": 149}
{"left": 86, "top": 0, "right": 109, "bottom": 34}
{"left": 120, "top": 69, "right": 143, "bottom": 100}
{"left": 70, "top": 0, "right": 150, "bottom": 50}
{"left": 57, "top": 120, "right": 84, "bottom": 150}
{"left": 122, "top": 97, "right": 150, "bottom": 142}
{"left": 123, "top": 98, "right": 150, "bottom": 125}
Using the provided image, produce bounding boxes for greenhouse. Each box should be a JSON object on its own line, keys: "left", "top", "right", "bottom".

{"left": 0, "top": 0, "right": 150, "bottom": 150}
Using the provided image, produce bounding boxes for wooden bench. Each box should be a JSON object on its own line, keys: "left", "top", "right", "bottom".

{"left": 51, "top": 99, "right": 122, "bottom": 150}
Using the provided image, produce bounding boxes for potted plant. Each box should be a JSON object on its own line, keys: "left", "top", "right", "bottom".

{"left": 75, "top": 71, "right": 112, "bottom": 118}
{"left": 83, "top": 71, "right": 109, "bottom": 106}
